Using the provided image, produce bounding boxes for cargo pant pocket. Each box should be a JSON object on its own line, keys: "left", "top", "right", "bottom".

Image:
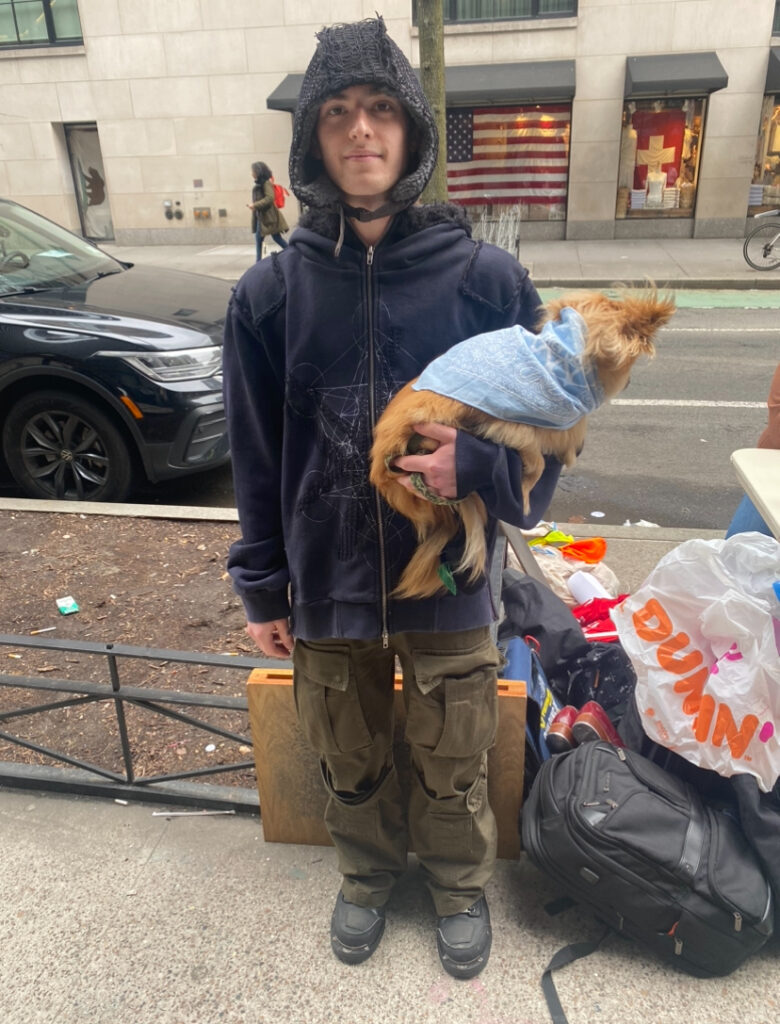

{"left": 293, "top": 640, "right": 372, "bottom": 756}
{"left": 405, "top": 640, "right": 501, "bottom": 759}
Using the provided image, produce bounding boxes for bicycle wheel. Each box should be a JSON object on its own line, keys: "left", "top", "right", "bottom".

{"left": 743, "top": 222, "right": 780, "bottom": 270}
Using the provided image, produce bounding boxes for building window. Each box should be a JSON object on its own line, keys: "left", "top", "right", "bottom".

{"left": 0, "top": 0, "right": 82, "bottom": 48}
{"left": 749, "top": 95, "right": 780, "bottom": 213}
{"left": 774, "top": 0, "right": 780, "bottom": 35}
{"left": 413, "top": 1, "right": 576, "bottom": 25}
{"left": 615, "top": 98, "right": 704, "bottom": 220}
{"left": 446, "top": 103, "right": 570, "bottom": 222}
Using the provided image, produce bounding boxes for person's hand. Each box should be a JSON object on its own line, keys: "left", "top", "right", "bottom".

{"left": 390, "top": 422, "right": 457, "bottom": 500}
{"left": 246, "top": 618, "right": 294, "bottom": 658}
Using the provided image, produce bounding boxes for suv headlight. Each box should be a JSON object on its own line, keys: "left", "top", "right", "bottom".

{"left": 96, "top": 345, "right": 222, "bottom": 382}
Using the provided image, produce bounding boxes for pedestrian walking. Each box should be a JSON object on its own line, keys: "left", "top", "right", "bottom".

{"left": 248, "top": 161, "right": 289, "bottom": 259}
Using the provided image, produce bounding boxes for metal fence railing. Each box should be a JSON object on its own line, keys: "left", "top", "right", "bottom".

{"left": 0, "top": 634, "right": 279, "bottom": 812}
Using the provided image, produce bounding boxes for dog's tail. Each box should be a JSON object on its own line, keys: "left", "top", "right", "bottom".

{"left": 454, "top": 495, "right": 488, "bottom": 584}
{"left": 393, "top": 508, "right": 460, "bottom": 599}
{"left": 392, "top": 495, "right": 488, "bottom": 600}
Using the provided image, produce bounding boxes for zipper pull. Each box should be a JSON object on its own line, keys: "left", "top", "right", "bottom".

{"left": 382, "top": 629, "right": 389, "bottom": 649}
{"left": 674, "top": 936, "right": 683, "bottom": 955}
{"left": 734, "top": 912, "right": 743, "bottom": 932}
{"left": 616, "top": 747, "right": 626, "bottom": 761}
{"left": 367, "top": 245, "right": 374, "bottom": 266}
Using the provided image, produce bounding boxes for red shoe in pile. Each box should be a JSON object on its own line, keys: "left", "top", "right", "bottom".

{"left": 546, "top": 701, "right": 624, "bottom": 754}
{"left": 571, "top": 701, "right": 625, "bottom": 748}
{"left": 547, "top": 705, "right": 578, "bottom": 754}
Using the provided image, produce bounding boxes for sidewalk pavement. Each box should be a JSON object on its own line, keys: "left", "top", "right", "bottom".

{"left": 1, "top": 748, "right": 775, "bottom": 1024}
{"left": 103, "top": 232, "right": 778, "bottom": 289}
{"left": 3, "top": 502, "right": 774, "bottom": 1024}
{"left": 1, "top": 237, "right": 776, "bottom": 1023}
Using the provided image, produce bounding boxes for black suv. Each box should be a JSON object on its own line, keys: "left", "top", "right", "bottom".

{"left": 0, "top": 198, "right": 232, "bottom": 501}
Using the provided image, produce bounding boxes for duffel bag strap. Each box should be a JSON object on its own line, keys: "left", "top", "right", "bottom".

{"left": 541, "top": 927, "right": 609, "bottom": 1024}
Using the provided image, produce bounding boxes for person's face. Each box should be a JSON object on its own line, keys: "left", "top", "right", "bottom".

{"left": 313, "top": 84, "right": 410, "bottom": 210}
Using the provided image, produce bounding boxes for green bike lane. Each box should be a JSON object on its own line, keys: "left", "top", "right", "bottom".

{"left": 538, "top": 287, "right": 780, "bottom": 308}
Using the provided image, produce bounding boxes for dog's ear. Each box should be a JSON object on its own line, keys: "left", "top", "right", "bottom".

{"left": 618, "top": 291, "right": 676, "bottom": 355}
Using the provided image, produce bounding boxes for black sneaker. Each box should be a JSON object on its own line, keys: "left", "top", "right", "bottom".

{"left": 330, "top": 892, "right": 386, "bottom": 964}
{"left": 436, "top": 895, "right": 492, "bottom": 979}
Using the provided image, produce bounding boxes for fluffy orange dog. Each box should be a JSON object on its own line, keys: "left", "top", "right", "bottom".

{"left": 369, "top": 289, "right": 675, "bottom": 600}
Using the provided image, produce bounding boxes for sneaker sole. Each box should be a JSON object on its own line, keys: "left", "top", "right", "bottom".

{"left": 437, "top": 929, "right": 492, "bottom": 980}
{"left": 331, "top": 919, "right": 386, "bottom": 965}
{"left": 546, "top": 728, "right": 574, "bottom": 754}
{"left": 572, "top": 713, "right": 620, "bottom": 747}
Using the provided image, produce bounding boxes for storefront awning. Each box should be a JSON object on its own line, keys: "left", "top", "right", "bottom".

{"left": 266, "top": 60, "right": 576, "bottom": 112}
{"left": 624, "top": 52, "right": 728, "bottom": 99}
{"left": 445, "top": 60, "right": 575, "bottom": 104}
{"left": 267, "top": 74, "right": 304, "bottom": 112}
{"left": 765, "top": 47, "right": 780, "bottom": 95}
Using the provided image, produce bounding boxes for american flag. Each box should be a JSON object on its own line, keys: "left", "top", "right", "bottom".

{"left": 446, "top": 104, "right": 570, "bottom": 207}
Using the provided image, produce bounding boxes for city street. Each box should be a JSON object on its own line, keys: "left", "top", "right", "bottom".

{"left": 1, "top": 285, "right": 776, "bottom": 531}
{"left": 543, "top": 296, "right": 778, "bottom": 529}
{"left": 123, "top": 291, "right": 779, "bottom": 532}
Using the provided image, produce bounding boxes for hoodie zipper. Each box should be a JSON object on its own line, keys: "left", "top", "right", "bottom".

{"left": 365, "top": 244, "right": 390, "bottom": 648}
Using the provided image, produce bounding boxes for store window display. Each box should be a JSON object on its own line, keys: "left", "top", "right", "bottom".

{"left": 615, "top": 98, "right": 704, "bottom": 219}
{"left": 446, "top": 103, "right": 571, "bottom": 225}
{"left": 748, "top": 95, "right": 780, "bottom": 214}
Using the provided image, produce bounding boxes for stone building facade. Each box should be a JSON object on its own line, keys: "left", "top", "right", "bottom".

{"left": 1, "top": 0, "right": 778, "bottom": 243}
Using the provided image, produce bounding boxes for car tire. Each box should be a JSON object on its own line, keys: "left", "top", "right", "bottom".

{"left": 3, "top": 390, "right": 134, "bottom": 502}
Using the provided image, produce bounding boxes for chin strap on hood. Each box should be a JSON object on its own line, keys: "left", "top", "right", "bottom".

{"left": 332, "top": 198, "right": 411, "bottom": 258}
{"left": 334, "top": 205, "right": 346, "bottom": 258}
{"left": 340, "top": 199, "right": 411, "bottom": 222}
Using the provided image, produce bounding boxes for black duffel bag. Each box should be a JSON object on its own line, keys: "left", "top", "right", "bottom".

{"left": 522, "top": 741, "right": 774, "bottom": 980}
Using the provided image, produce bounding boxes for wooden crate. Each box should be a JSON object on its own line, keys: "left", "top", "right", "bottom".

{"left": 247, "top": 668, "right": 526, "bottom": 860}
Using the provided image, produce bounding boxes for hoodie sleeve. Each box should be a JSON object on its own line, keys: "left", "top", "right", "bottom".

{"left": 455, "top": 433, "right": 562, "bottom": 527}
{"left": 223, "top": 286, "right": 291, "bottom": 624}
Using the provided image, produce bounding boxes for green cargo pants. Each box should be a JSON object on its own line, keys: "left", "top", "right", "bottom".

{"left": 292, "top": 626, "right": 503, "bottom": 917}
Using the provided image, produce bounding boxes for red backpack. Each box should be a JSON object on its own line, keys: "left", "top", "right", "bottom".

{"left": 272, "top": 181, "right": 288, "bottom": 209}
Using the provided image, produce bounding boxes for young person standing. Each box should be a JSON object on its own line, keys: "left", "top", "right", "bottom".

{"left": 224, "top": 17, "right": 562, "bottom": 978}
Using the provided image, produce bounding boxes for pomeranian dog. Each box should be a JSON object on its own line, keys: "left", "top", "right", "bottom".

{"left": 369, "top": 288, "right": 675, "bottom": 600}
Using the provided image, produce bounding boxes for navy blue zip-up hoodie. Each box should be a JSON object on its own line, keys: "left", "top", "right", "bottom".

{"left": 223, "top": 205, "right": 562, "bottom": 640}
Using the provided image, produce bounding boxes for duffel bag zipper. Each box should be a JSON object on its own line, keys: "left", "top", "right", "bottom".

{"left": 565, "top": 797, "right": 679, "bottom": 911}
{"left": 619, "top": 751, "right": 771, "bottom": 938}
{"left": 566, "top": 747, "right": 770, "bottom": 958}
{"left": 704, "top": 806, "right": 772, "bottom": 930}
{"left": 569, "top": 747, "right": 707, "bottom": 897}
{"left": 616, "top": 746, "right": 692, "bottom": 811}
{"left": 563, "top": 812, "right": 748, "bottom": 957}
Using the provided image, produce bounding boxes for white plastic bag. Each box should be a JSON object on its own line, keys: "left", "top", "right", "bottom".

{"left": 613, "top": 533, "right": 780, "bottom": 792}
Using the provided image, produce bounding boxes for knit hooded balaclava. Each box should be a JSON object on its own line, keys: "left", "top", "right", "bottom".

{"left": 289, "top": 16, "right": 438, "bottom": 220}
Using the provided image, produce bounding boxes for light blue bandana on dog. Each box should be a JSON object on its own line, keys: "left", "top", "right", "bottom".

{"left": 412, "top": 307, "right": 604, "bottom": 429}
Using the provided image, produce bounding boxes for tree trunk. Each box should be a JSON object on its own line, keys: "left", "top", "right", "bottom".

{"left": 417, "top": 0, "right": 448, "bottom": 204}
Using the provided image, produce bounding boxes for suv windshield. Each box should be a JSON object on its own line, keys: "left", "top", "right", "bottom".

{"left": 0, "top": 200, "right": 122, "bottom": 298}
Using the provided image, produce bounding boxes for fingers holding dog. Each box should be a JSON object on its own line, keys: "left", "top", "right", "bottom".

{"left": 390, "top": 422, "right": 457, "bottom": 499}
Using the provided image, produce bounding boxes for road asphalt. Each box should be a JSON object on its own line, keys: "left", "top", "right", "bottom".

{"left": 1, "top": 233, "right": 776, "bottom": 1024}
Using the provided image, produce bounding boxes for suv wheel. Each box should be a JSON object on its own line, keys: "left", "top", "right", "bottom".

{"left": 3, "top": 391, "right": 134, "bottom": 501}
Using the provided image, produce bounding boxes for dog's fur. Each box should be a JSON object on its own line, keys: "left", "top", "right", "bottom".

{"left": 369, "top": 288, "right": 675, "bottom": 600}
